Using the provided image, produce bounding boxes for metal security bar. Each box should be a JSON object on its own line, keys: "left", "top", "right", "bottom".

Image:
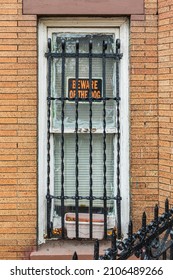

{"left": 45, "top": 37, "right": 123, "bottom": 240}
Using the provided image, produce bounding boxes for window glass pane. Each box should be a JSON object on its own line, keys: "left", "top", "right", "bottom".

{"left": 54, "top": 134, "right": 114, "bottom": 210}
{"left": 52, "top": 32, "right": 116, "bottom": 222}
{"left": 51, "top": 33, "right": 116, "bottom": 131}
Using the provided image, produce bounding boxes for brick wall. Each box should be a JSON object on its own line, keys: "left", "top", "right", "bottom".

{"left": 0, "top": 0, "right": 37, "bottom": 259}
{"left": 1, "top": 0, "right": 173, "bottom": 259}
{"left": 158, "top": 0, "right": 173, "bottom": 209}
{"left": 130, "top": 0, "right": 159, "bottom": 228}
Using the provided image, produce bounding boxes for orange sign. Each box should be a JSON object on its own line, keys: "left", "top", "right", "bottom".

{"left": 68, "top": 78, "right": 102, "bottom": 101}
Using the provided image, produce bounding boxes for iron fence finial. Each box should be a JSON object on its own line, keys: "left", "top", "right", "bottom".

{"left": 72, "top": 251, "right": 78, "bottom": 260}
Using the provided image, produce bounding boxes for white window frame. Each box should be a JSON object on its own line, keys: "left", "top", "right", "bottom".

{"left": 38, "top": 17, "right": 130, "bottom": 244}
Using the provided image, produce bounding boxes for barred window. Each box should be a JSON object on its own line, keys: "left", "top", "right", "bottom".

{"left": 38, "top": 19, "right": 129, "bottom": 243}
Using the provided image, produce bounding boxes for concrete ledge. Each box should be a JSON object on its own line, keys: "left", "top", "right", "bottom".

{"left": 23, "top": 0, "right": 144, "bottom": 16}
{"left": 30, "top": 240, "right": 111, "bottom": 260}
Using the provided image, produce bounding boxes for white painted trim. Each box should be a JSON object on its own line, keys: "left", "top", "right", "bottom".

{"left": 38, "top": 21, "right": 48, "bottom": 244}
{"left": 112, "top": 19, "right": 130, "bottom": 237}
{"left": 38, "top": 17, "right": 129, "bottom": 244}
{"left": 41, "top": 17, "right": 128, "bottom": 28}
{"left": 119, "top": 19, "right": 130, "bottom": 237}
{"left": 51, "top": 128, "right": 117, "bottom": 134}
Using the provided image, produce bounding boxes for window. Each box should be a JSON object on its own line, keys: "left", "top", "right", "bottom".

{"left": 38, "top": 18, "right": 129, "bottom": 244}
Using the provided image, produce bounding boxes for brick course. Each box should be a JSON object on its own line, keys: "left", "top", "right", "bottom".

{"left": 0, "top": 0, "right": 37, "bottom": 259}
{"left": 130, "top": 0, "right": 159, "bottom": 229}
{"left": 158, "top": 0, "right": 173, "bottom": 209}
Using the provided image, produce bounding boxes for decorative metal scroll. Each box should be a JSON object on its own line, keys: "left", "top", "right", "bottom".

{"left": 92, "top": 199, "right": 173, "bottom": 260}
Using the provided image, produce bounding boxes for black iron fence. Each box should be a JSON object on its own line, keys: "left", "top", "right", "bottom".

{"left": 72, "top": 199, "right": 173, "bottom": 260}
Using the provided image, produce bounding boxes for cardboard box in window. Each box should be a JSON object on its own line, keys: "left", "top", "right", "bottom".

{"left": 65, "top": 213, "right": 104, "bottom": 240}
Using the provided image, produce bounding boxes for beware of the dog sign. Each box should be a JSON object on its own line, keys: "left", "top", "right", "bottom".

{"left": 68, "top": 78, "right": 102, "bottom": 101}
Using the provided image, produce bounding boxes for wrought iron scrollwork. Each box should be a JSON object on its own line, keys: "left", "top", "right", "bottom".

{"left": 94, "top": 199, "right": 173, "bottom": 260}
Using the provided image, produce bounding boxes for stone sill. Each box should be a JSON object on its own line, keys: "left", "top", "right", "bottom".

{"left": 30, "top": 239, "right": 111, "bottom": 260}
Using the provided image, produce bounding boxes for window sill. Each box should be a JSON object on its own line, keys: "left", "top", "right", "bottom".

{"left": 30, "top": 239, "right": 111, "bottom": 260}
